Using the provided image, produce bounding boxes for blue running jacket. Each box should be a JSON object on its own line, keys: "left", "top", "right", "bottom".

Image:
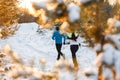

{"left": 52, "top": 31, "right": 66, "bottom": 44}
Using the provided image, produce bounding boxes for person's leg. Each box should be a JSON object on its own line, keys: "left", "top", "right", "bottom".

{"left": 70, "top": 45, "right": 79, "bottom": 69}
{"left": 56, "top": 44, "right": 63, "bottom": 60}
{"left": 59, "top": 44, "right": 65, "bottom": 59}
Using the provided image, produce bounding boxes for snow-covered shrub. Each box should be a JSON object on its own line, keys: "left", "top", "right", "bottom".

{"left": 0, "top": 24, "right": 20, "bottom": 38}
{"left": 67, "top": 3, "right": 80, "bottom": 22}
{"left": 84, "top": 34, "right": 120, "bottom": 80}
{"left": 0, "top": 45, "right": 79, "bottom": 80}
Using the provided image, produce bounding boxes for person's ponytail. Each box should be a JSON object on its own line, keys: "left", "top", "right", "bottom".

{"left": 71, "top": 33, "right": 78, "bottom": 41}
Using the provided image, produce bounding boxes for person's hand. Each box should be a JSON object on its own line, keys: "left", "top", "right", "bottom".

{"left": 63, "top": 42, "right": 65, "bottom": 45}
{"left": 79, "top": 43, "right": 81, "bottom": 46}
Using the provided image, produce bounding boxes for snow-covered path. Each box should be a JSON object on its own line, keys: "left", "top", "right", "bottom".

{"left": 0, "top": 23, "right": 96, "bottom": 80}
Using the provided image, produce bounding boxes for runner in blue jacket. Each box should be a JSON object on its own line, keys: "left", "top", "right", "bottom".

{"left": 52, "top": 26, "right": 66, "bottom": 60}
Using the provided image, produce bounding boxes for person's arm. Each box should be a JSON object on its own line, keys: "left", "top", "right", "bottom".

{"left": 77, "top": 36, "right": 81, "bottom": 46}
{"left": 52, "top": 32, "right": 55, "bottom": 40}
{"left": 62, "top": 34, "right": 66, "bottom": 44}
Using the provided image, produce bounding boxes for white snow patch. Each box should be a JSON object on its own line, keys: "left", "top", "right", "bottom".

{"left": 67, "top": 3, "right": 80, "bottom": 22}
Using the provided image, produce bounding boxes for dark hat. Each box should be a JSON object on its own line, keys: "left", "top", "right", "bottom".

{"left": 55, "top": 27, "right": 59, "bottom": 31}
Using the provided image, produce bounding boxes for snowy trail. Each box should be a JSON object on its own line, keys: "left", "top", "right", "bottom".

{"left": 0, "top": 23, "right": 96, "bottom": 80}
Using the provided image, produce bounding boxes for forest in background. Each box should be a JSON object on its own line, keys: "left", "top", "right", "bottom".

{"left": 0, "top": 0, "right": 120, "bottom": 80}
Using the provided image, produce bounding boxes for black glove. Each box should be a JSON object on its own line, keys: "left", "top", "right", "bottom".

{"left": 63, "top": 42, "right": 65, "bottom": 45}
{"left": 79, "top": 43, "right": 81, "bottom": 46}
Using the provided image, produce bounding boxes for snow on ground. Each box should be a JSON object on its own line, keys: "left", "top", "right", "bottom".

{"left": 0, "top": 23, "right": 96, "bottom": 80}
